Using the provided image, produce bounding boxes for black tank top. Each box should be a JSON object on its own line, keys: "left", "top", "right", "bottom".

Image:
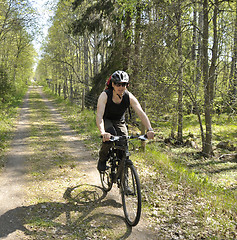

{"left": 103, "top": 89, "right": 130, "bottom": 121}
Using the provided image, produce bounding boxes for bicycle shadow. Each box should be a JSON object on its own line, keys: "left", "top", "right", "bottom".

{"left": 0, "top": 184, "right": 132, "bottom": 239}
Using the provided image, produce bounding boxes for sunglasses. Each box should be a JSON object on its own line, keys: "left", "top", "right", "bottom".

{"left": 114, "top": 82, "right": 127, "bottom": 87}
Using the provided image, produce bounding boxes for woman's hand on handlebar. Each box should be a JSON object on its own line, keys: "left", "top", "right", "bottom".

{"left": 101, "top": 132, "right": 111, "bottom": 142}
{"left": 147, "top": 130, "right": 154, "bottom": 140}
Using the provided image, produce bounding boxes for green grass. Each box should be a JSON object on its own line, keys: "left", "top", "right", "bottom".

{"left": 132, "top": 148, "right": 236, "bottom": 239}
{"left": 157, "top": 113, "right": 237, "bottom": 195}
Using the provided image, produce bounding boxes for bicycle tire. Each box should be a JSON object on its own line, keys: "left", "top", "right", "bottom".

{"left": 121, "top": 163, "right": 142, "bottom": 226}
{"left": 100, "top": 168, "right": 113, "bottom": 192}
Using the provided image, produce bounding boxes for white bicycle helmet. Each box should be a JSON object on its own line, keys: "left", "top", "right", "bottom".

{"left": 111, "top": 70, "right": 129, "bottom": 84}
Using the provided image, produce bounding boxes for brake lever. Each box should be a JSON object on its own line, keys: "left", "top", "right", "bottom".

{"left": 138, "top": 135, "right": 147, "bottom": 141}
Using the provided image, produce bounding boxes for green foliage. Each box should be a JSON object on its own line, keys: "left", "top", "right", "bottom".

{"left": 71, "top": 0, "right": 114, "bottom": 35}
{"left": 37, "top": 0, "right": 237, "bottom": 158}
{"left": 0, "top": 66, "right": 12, "bottom": 102}
{"left": 0, "top": 0, "right": 36, "bottom": 98}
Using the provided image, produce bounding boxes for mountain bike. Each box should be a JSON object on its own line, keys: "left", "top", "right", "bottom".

{"left": 100, "top": 134, "right": 147, "bottom": 226}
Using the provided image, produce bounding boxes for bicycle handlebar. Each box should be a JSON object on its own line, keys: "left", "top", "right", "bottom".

{"left": 108, "top": 134, "right": 148, "bottom": 142}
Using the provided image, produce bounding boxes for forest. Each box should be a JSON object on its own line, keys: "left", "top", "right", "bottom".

{"left": 1, "top": 0, "right": 237, "bottom": 158}
{"left": 0, "top": 0, "right": 36, "bottom": 96}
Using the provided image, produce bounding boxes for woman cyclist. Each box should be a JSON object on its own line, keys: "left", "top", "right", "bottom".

{"left": 96, "top": 70, "right": 154, "bottom": 172}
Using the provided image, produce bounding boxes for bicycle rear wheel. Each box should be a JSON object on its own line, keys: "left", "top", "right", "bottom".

{"left": 100, "top": 168, "right": 113, "bottom": 192}
{"left": 121, "top": 164, "right": 142, "bottom": 226}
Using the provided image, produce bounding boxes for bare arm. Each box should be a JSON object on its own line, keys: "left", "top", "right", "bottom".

{"left": 129, "top": 92, "right": 154, "bottom": 139}
{"left": 96, "top": 92, "right": 111, "bottom": 141}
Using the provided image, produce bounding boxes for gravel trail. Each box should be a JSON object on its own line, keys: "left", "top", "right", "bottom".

{"left": 0, "top": 86, "right": 156, "bottom": 240}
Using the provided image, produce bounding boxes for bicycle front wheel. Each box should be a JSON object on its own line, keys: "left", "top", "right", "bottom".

{"left": 121, "top": 164, "right": 142, "bottom": 226}
{"left": 100, "top": 168, "right": 113, "bottom": 192}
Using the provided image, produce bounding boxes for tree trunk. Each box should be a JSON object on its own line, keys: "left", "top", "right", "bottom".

{"left": 176, "top": 0, "right": 183, "bottom": 143}
{"left": 131, "top": 1, "right": 142, "bottom": 95}
{"left": 192, "top": 0, "right": 197, "bottom": 61}
{"left": 55, "top": 83, "right": 58, "bottom": 95}
{"left": 69, "top": 75, "right": 73, "bottom": 103}
{"left": 229, "top": 0, "right": 237, "bottom": 105}
{"left": 209, "top": 0, "right": 218, "bottom": 103}
{"left": 195, "top": 2, "right": 203, "bottom": 100}
{"left": 202, "top": 0, "right": 212, "bottom": 156}
{"left": 84, "top": 34, "right": 89, "bottom": 91}
{"left": 58, "top": 83, "right": 61, "bottom": 96}
{"left": 93, "top": 33, "right": 99, "bottom": 76}
{"left": 63, "top": 80, "right": 67, "bottom": 100}
{"left": 123, "top": 10, "right": 132, "bottom": 71}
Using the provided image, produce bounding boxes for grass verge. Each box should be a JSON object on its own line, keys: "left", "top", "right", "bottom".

{"left": 0, "top": 87, "right": 28, "bottom": 170}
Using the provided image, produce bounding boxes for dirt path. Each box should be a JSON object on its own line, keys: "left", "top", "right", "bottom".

{"left": 0, "top": 91, "right": 30, "bottom": 239}
{"left": 0, "top": 87, "right": 156, "bottom": 240}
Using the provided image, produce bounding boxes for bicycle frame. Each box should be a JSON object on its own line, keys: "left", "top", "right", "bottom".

{"left": 105, "top": 134, "right": 146, "bottom": 185}
{"left": 100, "top": 134, "right": 146, "bottom": 226}
{"left": 110, "top": 144, "right": 129, "bottom": 185}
